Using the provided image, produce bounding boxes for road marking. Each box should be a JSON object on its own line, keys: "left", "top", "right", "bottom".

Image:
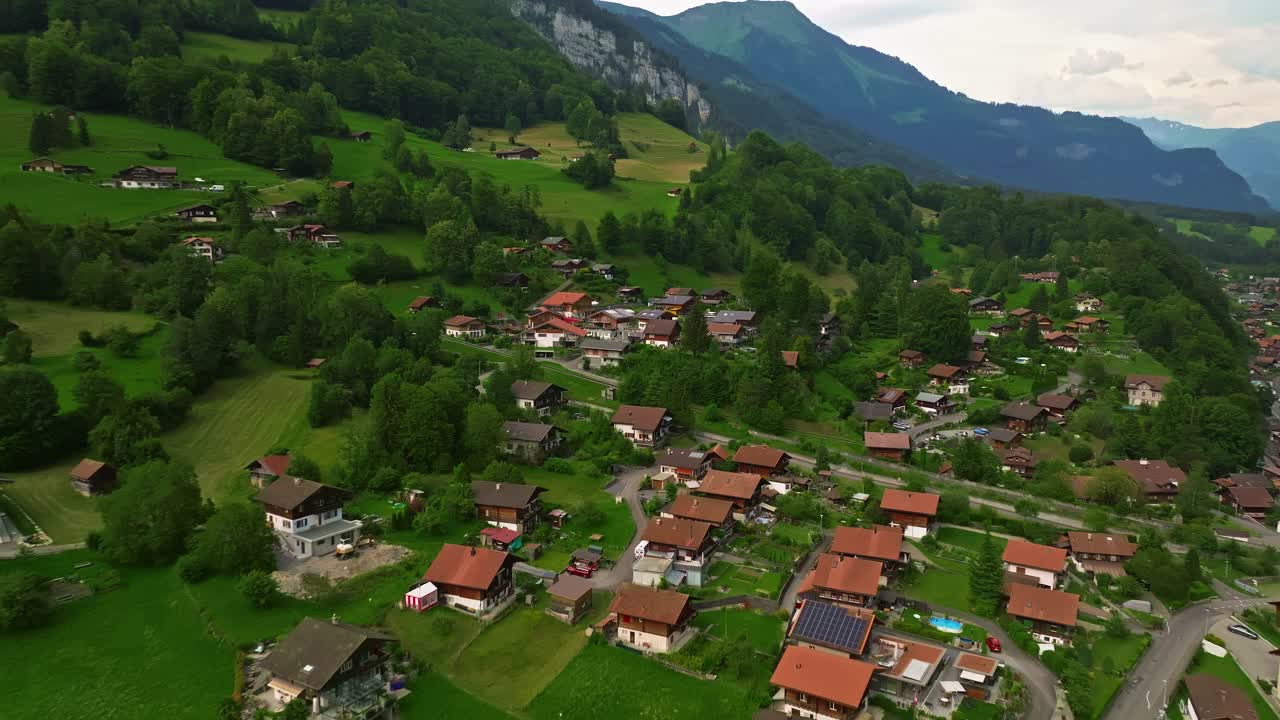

{"left": 1145, "top": 690, "right": 1152, "bottom": 710}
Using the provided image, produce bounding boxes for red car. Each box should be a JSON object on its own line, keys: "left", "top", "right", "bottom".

{"left": 565, "top": 564, "right": 594, "bottom": 578}
{"left": 985, "top": 636, "right": 1002, "bottom": 653}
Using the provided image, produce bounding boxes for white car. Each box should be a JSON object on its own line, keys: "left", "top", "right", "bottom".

{"left": 633, "top": 540, "right": 649, "bottom": 560}
{"left": 208, "top": 184, "right": 225, "bottom": 192}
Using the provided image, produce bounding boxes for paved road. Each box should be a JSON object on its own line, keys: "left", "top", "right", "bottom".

{"left": 0, "top": 542, "right": 86, "bottom": 559}
{"left": 1106, "top": 583, "right": 1259, "bottom": 720}
{"left": 590, "top": 465, "right": 652, "bottom": 589}
{"left": 907, "top": 412, "right": 968, "bottom": 439}
{"left": 1210, "top": 615, "right": 1280, "bottom": 704}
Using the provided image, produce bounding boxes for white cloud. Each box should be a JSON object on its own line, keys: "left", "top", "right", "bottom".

{"left": 1165, "top": 71, "right": 1194, "bottom": 86}
{"left": 1063, "top": 48, "right": 1142, "bottom": 76}
{"left": 1206, "top": 78, "right": 1230, "bottom": 87}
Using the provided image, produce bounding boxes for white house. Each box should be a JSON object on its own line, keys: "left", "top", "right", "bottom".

{"left": 181, "top": 236, "right": 223, "bottom": 263}
{"left": 1002, "top": 539, "right": 1067, "bottom": 589}
{"left": 254, "top": 477, "right": 361, "bottom": 559}
{"left": 443, "top": 315, "right": 486, "bottom": 339}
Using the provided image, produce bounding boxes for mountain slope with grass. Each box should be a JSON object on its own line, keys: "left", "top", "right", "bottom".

{"left": 601, "top": 0, "right": 1269, "bottom": 214}
{"left": 1124, "top": 116, "right": 1280, "bottom": 210}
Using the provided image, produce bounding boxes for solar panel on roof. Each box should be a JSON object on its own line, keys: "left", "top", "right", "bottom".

{"left": 789, "top": 601, "right": 872, "bottom": 653}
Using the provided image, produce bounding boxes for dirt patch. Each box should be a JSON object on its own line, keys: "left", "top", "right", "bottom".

{"left": 272, "top": 543, "right": 412, "bottom": 599}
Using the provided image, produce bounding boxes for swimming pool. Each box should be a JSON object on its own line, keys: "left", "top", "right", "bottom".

{"left": 929, "top": 617, "right": 964, "bottom": 634}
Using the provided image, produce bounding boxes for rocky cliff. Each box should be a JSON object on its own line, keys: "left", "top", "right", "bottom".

{"left": 509, "top": 0, "right": 711, "bottom": 123}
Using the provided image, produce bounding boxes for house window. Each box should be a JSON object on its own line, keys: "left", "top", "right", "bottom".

{"left": 339, "top": 659, "right": 353, "bottom": 673}
{"left": 798, "top": 692, "right": 808, "bottom": 702}
{"left": 295, "top": 517, "right": 308, "bottom": 529}
{"left": 829, "top": 701, "right": 839, "bottom": 711}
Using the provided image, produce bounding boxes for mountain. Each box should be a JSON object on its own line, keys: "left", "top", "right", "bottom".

{"left": 507, "top": 0, "right": 961, "bottom": 182}
{"left": 1123, "top": 117, "right": 1280, "bottom": 210}
{"left": 599, "top": 0, "right": 1270, "bottom": 214}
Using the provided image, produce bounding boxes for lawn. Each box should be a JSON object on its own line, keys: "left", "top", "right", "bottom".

{"left": 398, "top": 672, "right": 518, "bottom": 720}
{"left": 691, "top": 607, "right": 785, "bottom": 654}
{"left": 2, "top": 460, "right": 103, "bottom": 543}
{"left": 1185, "top": 650, "right": 1280, "bottom": 720}
{"left": 450, "top": 607, "right": 595, "bottom": 710}
{"left": 934, "top": 527, "right": 1007, "bottom": 553}
{"left": 919, "top": 232, "right": 956, "bottom": 269}
{"left": 901, "top": 566, "right": 972, "bottom": 612}
{"left": 1251, "top": 226, "right": 1277, "bottom": 246}
{"left": 182, "top": 32, "right": 292, "bottom": 64}
{"left": 526, "top": 644, "right": 758, "bottom": 720}
{"left": 0, "top": 553, "right": 234, "bottom": 720}
{"left": 521, "top": 466, "right": 636, "bottom": 561}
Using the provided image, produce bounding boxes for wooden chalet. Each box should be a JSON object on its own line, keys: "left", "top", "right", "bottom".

{"left": 69, "top": 458, "right": 117, "bottom": 496}
{"left": 608, "top": 584, "right": 693, "bottom": 654}
{"left": 422, "top": 544, "right": 517, "bottom": 616}
{"left": 471, "top": 480, "right": 547, "bottom": 533}
{"left": 878, "top": 489, "right": 939, "bottom": 538}
{"left": 864, "top": 432, "right": 911, "bottom": 462}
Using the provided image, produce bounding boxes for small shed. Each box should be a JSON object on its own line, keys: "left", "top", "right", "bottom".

{"left": 480, "top": 527, "right": 523, "bottom": 551}
{"left": 305, "top": 358, "right": 326, "bottom": 369}
{"left": 547, "top": 575, "right": 594, "bottom": 624}
{"left": 548, "top": 508, "right": 569, "bottom": 529}
{"left": 404, "top": 582, "right": 438, "bottom": 612}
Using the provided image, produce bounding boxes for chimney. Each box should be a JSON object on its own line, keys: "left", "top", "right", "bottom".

{"left": 470, "top": 546, "right": 477, "bottom": 556}
{"left": 294, "top": 477, "right": 301, "bottom": 486}
{"left": 495, "top": 483, "right": 502, "bottom": 490}
{"left": 331, "top": 614, "right": 338, "bottom": 624}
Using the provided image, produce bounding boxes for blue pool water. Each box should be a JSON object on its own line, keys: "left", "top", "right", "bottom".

{"left": 929, "top": 617, "right": 964, "bottom": 633}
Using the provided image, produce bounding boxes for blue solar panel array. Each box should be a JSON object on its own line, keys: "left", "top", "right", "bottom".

{"left": 790, "top": 600, "right": 872, "bottom": 654}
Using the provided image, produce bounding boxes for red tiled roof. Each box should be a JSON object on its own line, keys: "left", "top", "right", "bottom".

{"left": 1006, "top": 584, "right": 1079, "bottom": 627}
{"left": 423, "top": 544, "right": 510, "bottom": 590}
{"left": 641, "top": 516, "right": 711, "bottom": 550}
{"left": 543, "top": 291, "right": 589, "bottom": 307}
{"left": 830, "top": 525, "right": 903, "bottom": 562}
{"left": 879, "top": 489, "right": 939, "bottom": 517}
{"left": 864, "top": 432, "right": 911, "bottom": 451}
{"left": 733, "top": 445, "right": 788, "bottom": 468}
{"left": 611, "top": 405, "right": 669, "bottom": 433}
{"left": 1002, "top": 539, "right": 1068, "bottom": 573}
{"left": 781, "top": 351, "right": 799, "bottom": 368}
{"left": 665, "top": 495, "right": 734, "bottom": 525}
{"left": 808, "top": 553, "right": 882, "bottom": 596}
{"left": 955, "top": 653, "right": 998, "bottom": 676}
{"left": 698, "top": 470, "right": 764, "bottom": 501}
{"left": 1124, "top": 374, "right": 1171, "bottom": 391}
{"left": 444, "top": 314, "right": 479, "bottom": 327}
{"left": 480, "top": 527, "right": 521, "bottom": 544}
{"left": 532, "top": 317, "right": 588, "bottom": 337}
{"left": 1066, "top": 531, "right": 1137, "bottom": 557}
{"left": 927, "top": 363, "right": 964, "bottom": 379}
{"left": 609, "top": 584, "right": 690, "bottom": 625}
{"left": 769, "top": 645, "right": 875, "bottom": 709}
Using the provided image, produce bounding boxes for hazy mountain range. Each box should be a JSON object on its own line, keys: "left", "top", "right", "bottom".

{"left": 1122, "top": 117, "right": 1280, "bottom": 210}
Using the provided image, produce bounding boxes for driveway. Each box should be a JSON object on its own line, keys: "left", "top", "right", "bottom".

{"left": 1210, "top": 616, "right": 1280, "bottom": 707}
{"left": 590, "top": 464, "right": 652, "bottom": 589}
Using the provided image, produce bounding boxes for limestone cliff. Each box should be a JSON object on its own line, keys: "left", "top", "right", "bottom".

{"left": 509, "top": 0, "right": 711, "bottom": 124}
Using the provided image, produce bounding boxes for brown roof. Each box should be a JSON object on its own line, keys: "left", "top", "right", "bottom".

{"left": 643, "top": 318, "right": 679, "bottom": 336}
{"left": 1185, "top": 674, "right": 1259, "bottom": 720}
{"left": 1125, "top": 374, "right": 1171, "bottom": 391}
{"left": 255, "top": 477, "right": 349, "bottom": 511}
{"left": 781, "top": 351, "right": 799, "bottom": 368}
{"left": 1066, "top": 531, "right": 1137, "bottom": 557}
{"left": 510, "top": 380, "right": 561, "bottom": 401}
{"left": 808, "top": 553, "right": 882, "bottom": 596}
{"left": 245, "top": 454, "right": 291, "bottom": 477}
{"left": 707, "top": 322, "right": 743, "bottom": 335}
{"left": 1114, "top": 459, "right": 1185, "bottom": 495}
{"left": 609, "top": 584, "right": 691, "bottom": 625}
{"left": 1002, "top": 402, "right": 1047, "bottom": 421}
{"left": 698, "top": 469, "right": 764, "bottom": 500}
{"left": 880, "top": 636, "right": 946, "bottom": 682}
{"left": 864, "top": 432, "right": 911, "bottom": 451}
{"left": 830, "top": 525, "right": 904, "bottom": 562}
{"left": 547, "top": 574, "right": 593, "bottom": 602}
{"left": 1006, "top": 584, "right": 1079, "bottom": 627}
{"left": 1002, "top": 539, "right": 1068, "bottom": 573}
{"left": 259, "top": 617, "right": 394, "bottom": 692}
{"left": 444, "top": 314, "right": 480, "bottom": 327}
{"left": 879, "top": 489, "right": 939, "bottom": 517}
{"left": 1226, "top": 485, "right": 1275, "bottom": 509}
{"left": 1036, "top": 393, "right": 1077, "bottom": 411}
{"left": 501, "top": 421, "right": 556, "bottom": 443}
{"left": 927, "top": 363, "right": 964, "bottom": 379}
{"left": 657, "top": 448, "right": 713, "bottom": 471}
{"left": 954, "top": 653, "right": 999, "bottom": 676}
{"left": 611, "top": 405, "right": 669, "bottom": 432}
{"left": 471, "top": 481, "right": 546, "bottom": 509}
{"left": 899, "top": 350, "right": 924, "bottom": 360}
{"left": 69, "top": 458, "right": 109, "bottom": 481}
{"left": 664, "top": 495, "right": 734, "bottom": 525}
{"left": 733, "top": 444, "right": 789, "bottom": 468}
{"left": 423, "top": 544, "right": 511, "bottom": 590}
{"left": 769, "top": 645, "right": 875, "bottom": 709}
{"left": 642, "top": 516, "right": 712, "bottom": 550}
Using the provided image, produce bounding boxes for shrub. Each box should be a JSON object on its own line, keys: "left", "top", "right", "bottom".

{"left": 238, "top": 570, "right": 280, "bottom": 608}
{"left": 543, "top": 457, "right": 574, "bottom": 474}
{"left": 1068, "top": 445, "right": 1094, "bottom": 463}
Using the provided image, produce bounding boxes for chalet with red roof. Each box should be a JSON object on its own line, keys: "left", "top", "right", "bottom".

{"left": 422, "top": 544, "right": 517, "bottom": 616}
{"left": 898, "top": 349, "right": 925, "bottom": 368}
{"left": 768, "top": 645, "right": 875, "bottom": 720}
{"left": 540, "top": 291, "right": 593, "bottom": 319}
{"left": 642, "top": 318, "right": 680, "bottom": 347}
{"left": 1006, "top": 584, "right": 1079, "bottom": 645}
{"left": 69, "top": 458, "right": 117, "bottom": 496}
{"left": 607, "top": 584, "right": 693, "bottom": 653}
{"left": 864, "top": 432, "right": 911, "bottom": 462}
{"left": 443, "top": 315, "right": 486, "bottom": 339}
{"left": 1043, "top": 331, "right": 1080, "bottom": 353}
{"left": 611, "top": 405, "right": 672, "bottom": 447}
{"left": 696, "top": 469, "right": 765, "bottom": 516}
{"left": 527, "top": 316, "right": 588, "bottom": 348}
{"left": 733, "top": 445, "right": 790, "bottom": 476}
{"left": 1065, "top": 531, "right": 1137, "bottom": 577}
{"left": 830, "top": 524, "right": 907, "bottom": 578}
{"left": 1003, "top": 539, "right": 1068, "bottom": 589}
{"left": 796, "top": 553, "right": 883, "bottom": 609}
{"left": 879, "top": 489, "right": 939, "bottom": 538}
{"left": 662, "top": 494, "right": 734, "bottom": 531}
{"left": 245, "top": 453, "right": 292, "bottom": 489}
{"left": 1114, "top": 459, "right": 1185, "bottom": 502}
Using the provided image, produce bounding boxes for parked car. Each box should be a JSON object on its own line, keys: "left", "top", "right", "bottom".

{"left": 973, "top": 427, "right": 991, "bottom": 437}
{"left": 1228, "top": 624, "right": 1260, "bottom": 640}
{"left": 986, "top": 636, "right": 1002, "bottom": 653}
{"left": 892, "top": 421, "right": 912, "bottom": 431}
{"left": 565, "top": 564, "right": 594, "bottom": 579}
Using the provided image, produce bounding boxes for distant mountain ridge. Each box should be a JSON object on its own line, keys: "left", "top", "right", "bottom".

{"left": 1122, "top": 117, "right": 1280, "bottom": 210}
{"left": 600, "top": 0, "right": 1270, "bottom": 214}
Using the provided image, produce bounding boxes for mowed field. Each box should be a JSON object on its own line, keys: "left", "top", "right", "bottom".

{"left": 182, "top": 31, "right": 292, "bottom": 64}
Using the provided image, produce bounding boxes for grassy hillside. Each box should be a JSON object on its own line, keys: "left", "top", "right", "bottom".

{"left": 182, "top": 32, "right": 292, "bottom": 64}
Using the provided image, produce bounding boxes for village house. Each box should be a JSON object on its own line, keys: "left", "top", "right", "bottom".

{"left": 1022, "top": 271, "right": 1059, "bottom": 283}
{"left": 650, "top": 295, "right": 696, "bottom": 315}
{"left": 422, "top": 544, "right": 516, "bottom": 616}
{"left": 854, "top": 401, "right": 895, "bottom": 423}
{"left": 1212, "top": 472, "right": 1274, "bottom": 493}
{"left": 633, "top": 515, "right": 712, "bottom": 585}
{"left": 876, "top": 388, "right": 908, "bottom": 411}
{"left": 527, "top": 316, "right": 588, "bottom": 348}
{"left": 633, "top": 309, "right": 677, "bottom": 334}
{"left": 1008, "top": 307, "right": 1036, "bottom": 326}
{"left": 1182, "top": 674, "right": 1259, "bottom": 720}
{"left": 953, "top": 652, "right": 1000, "bottom": 689}
{"left": 926, "top": 363, "right": 967, "bottom": 391}
{"left": 642, "top": 318, "right": 681, "bottom": 347}
{"left": 708, "top": 322, "right": 746, "bottom": 347}
{"left": 710, "top": 309, "right": 758, "bottom": 327}
{"left": 540, "top": 291, "right": 593, "bottom": 319}
{"left": 1001, "top": 402, "right": 1048, "bottom": 434}
{"left": 864, "top": 432, "right": 911, "bottom": 462}
{"left": 786, "top": 600, "right": 876, "bottom": 657}
{"left": 968, "top": 296, "right": 1004, "bottom": 315}
{"left": 282, "top": 224, "right": 341, "bottom": 248}
{"left": 611, "top": 405, "right": 672, "bottom": 447}
{"left": 1036, "top": 393, "right": 1079, "bottom": 418}
{"left": 657, "top": 447, "right": 716, "bottom": 483}
{"left": 701, "top": 288, "right": 730, "bottom": 305}
{"left": 21, "top": 157, "right": 92, "bottom": 174}
{"left": 1043, "top": 331, "right": 1080, "bottom": 353}
{"left": 607, "top": 584, "right": 693, "bottom": 654}
{"left": 988, "top": 323, "right": 1018, "bottom": 337}
{"left": 511, "top": 380, "right": 566, "bottom": 417}
{"left": 495, "top": 146, "right": 541, "bottom": 160}
{"left": 879, "top": 489, "right": 939, "bottom": 538}
{"left": 112, "top": 165, "right": 178, "bottom": 189}
{"left": 69, "top": 458, "right": 117, "bottom": 496}
{"left": 1066, "top": 316, "right": 1110, "bottom": 334}
{"left": 972, "top": 335, "right": 989, "bottom": 351}
{"left": 442, "top": 314, "right": 485, "bottom": 339}
{"left": 256, "top": 477, "right": 361, "bottom": 559}
{"left": 546, "top": 574, "right": 594, "bottom": 624}
{"left": 696, "top": 469, "right": 765, "bottom": 518}
{"left": 471, "top": 480, "right": 546, "bottom": 532}
{"left": 175, "top": 203, "right": 218, "bottom": 223}
{"left": 998, "top": 447, "right": 1040, "bottom": 478}
{"left": 1074, "top": 294, "right": 1103, "bottom": 313}
{"left": 617, "top": 286, "right": 643, "bottom": 301}
{"left": 662, "top": 494, "right": 735, "bottom": 532}
{"left": 258, "top": 617, "right": 403, "bottom": 719}
{"left": 914, "top": 391, "right": 954, "bottom": 415}
{"left": 495, "top": 272, "right": 529, "bottom": 289}
{"left": 585, "top": 308, "right": 636, "bottom": 339}
{"left": 500, "top": 421, "right": 561, "bottom": 463}
{"left": 898, "top": 349, "right": 926, "bottom": 368}
{"left": 1219, "top": 485, "right": 1275, "bottom": 519}
{"left": 733, "top": 445, "right": 791, "bottom": 476}
{"left": 579, "top": 337, "right": 630, "bottom": 367}
{"left": 550, "top": 258, "right": 589, "bottom": 277}
{"left": 589, "top": 263, "right": 617, "bottom": 280}
{"left": 1003, "top": 539, "right": 1068, "bottom": 589}
{"left": 818, "top": 312, "right": 841, "bottom": 338}
{"left": 258, "top": 199, "right": 309, "bottom": 219}
{"left": 768, "top": 645, "right": 875, "bottom": 720}
{"left": 538, "top": 236, "right": 572, "bottom": 253}
{"left": 245, "top": 453, "right": 292, "bottom": 489}
{"left": 1006, "top": 583, "right": 1080, "bottom": 645}
{"left": 180, "top": 236, "right": 223, "bottom": 263}
{"left": 781, "top": 351, "right": 800, "bottom": 369}
{"left": 1125, "top": 374, "right": 1171, "bottom": 407}
{"left": 986, "top": 427, "right": 1024, "bottom": 449}
{"left": 866, "top": 635, "right": 946, "bottom": 701}
{"left": 830, "top": 524, "right": 907, "bottom": 579}
{"left": 406, "top": 296, "right": 438, "bottom": 313}
{"left": 1065, "top": 531, "right": 1137, "bottom": 577}
{"left": 1114, "top": 459, "right": 1185, "bottom": 502}
{"left": 796, "top": 553, "right": 883, "bottom": 610}
{"left": 966, "top": 349, "right": 989, "bottom": 369}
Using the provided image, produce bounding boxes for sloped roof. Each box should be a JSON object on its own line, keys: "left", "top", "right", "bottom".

{"left": 470, "top": 481, "right": 546, "bottom": 509}
{"left": 879, "top": 489, "right": 939, "bottom": 517}
{"left": 511, "top": 380, "right": 562, "bottom": 401}
{"left": 69, "top": 458, "right": 110, "bottom": 481}
{"left": 501, "top": 421, "right": 556, "bottom": 443}
{"left": 611, "top": 405, "right": 669, "bottom": 432}
{"left": 643, "top": 318, "right": 679, "bottom": 336}
{"left": 1185, "top": 674, "right": 1259, "bottom": 720}
{"left": 1036, "top": 393, "right": 1078, "bottom": 410}
{"left": 543, "top": 291, "right": 589, "bottom": 306}
{"left": 657, "top": 447, "right": 710, "bottom": 470}
{"left": 769, "top": 645, "right": 874, "bottom": 709}
{"left": 1226, "top": 485, "right": 1274, "bottom": 509}
{"left": 255, "top": 477, "right": 348, "bottom": 511}
{"left": 808, "top": 553, "right": 882, "bottom": 596}
{"left": 733, "top": 445, "right": 788, "bottom": 468}
{"left": 1002, "top": 402, "right": 1047, "bottom": 421}
{"left": 259, "top": 617, "right": 394, "bottom": 692}
{"left": 864, "top": 432, "right": 911, "bottom": 451}
{"left": 665, "top": 494, "right": 734, "bottom": 525}
{"left": 830, "top": 525, "right": 903, "bottom": 562}
{"left": 1002, "top": 539, "right": 1068, "bottom": 573}
{"left": 423, "top": 544, "right": 511, "bottom": 590}
{"left": 609, "top": 584, "right": 690, "bottom": 625}
{"left": 245, "top": 454, "right": 291, "bottom": 477}
{"left": 642, "top": 516, "right": 711, "bottom": 550}
{"left": 1066, "top": 531, "right": 1137, "bottom": 557}
{"left": 699, "top": 470, "right": 764, "bottom": 500}
{"left": 1006, "top": 583, "right": 1079, "bottom": 627}
{"left": 1125, "top": 374, "right": 1171, "bottom": 391}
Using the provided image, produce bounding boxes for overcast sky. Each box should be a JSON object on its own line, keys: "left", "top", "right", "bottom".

{"left": 615, "top": 0, "right": 1280, "bottom": 128}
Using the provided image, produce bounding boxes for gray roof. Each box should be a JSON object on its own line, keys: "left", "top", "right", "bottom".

{"left": 259, "top": 617, "right": 394, "bottom": 691}
{"left": 855, "top": 402, "right": 894, "bottom": 421}
{"left": 511, "top": 380, "right": 561, "bottom": 401}
{"left": 580, "top": 337, "right": 631, "bottom": 352}
{"left": 711, "top": 310, "right": 757, "bottom": 323}
{"left": 987, "top": 428, "right": 1022, "bottom": 443}
{"left": 502, "top": 421, "right": 556, "bottom": 443}
{"left": 1002, "top": 402, "right": 1047, "bottom": 421}
{"left": 915, "top": 392, "right": 946, "bottom": 403}
{"left": 293, "top": 518, "right": 361, "bottom": 542}
{"left": 471, "top": 480, "right": 546, "bottom": 509}
{"left": 969, "top": 296, "right": 1002, "bottom": 307}
{"left": 658, "top": 447, "right": 710, "bottom": 470}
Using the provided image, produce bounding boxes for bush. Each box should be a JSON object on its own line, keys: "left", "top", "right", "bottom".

{"left": 543, "top": 457, "right": 574, "bottom": 474}
{"left": 73, "top": 351, "right": 102, "bottom": 372}
{"left": 177, "top": 555, "right": 211, "bottom": 583}
{"left": 1068, "top": 445, "right": 1093, "bottom": 463}
{"left": 238, "top": 570, "right": 280, "bottom": 608}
